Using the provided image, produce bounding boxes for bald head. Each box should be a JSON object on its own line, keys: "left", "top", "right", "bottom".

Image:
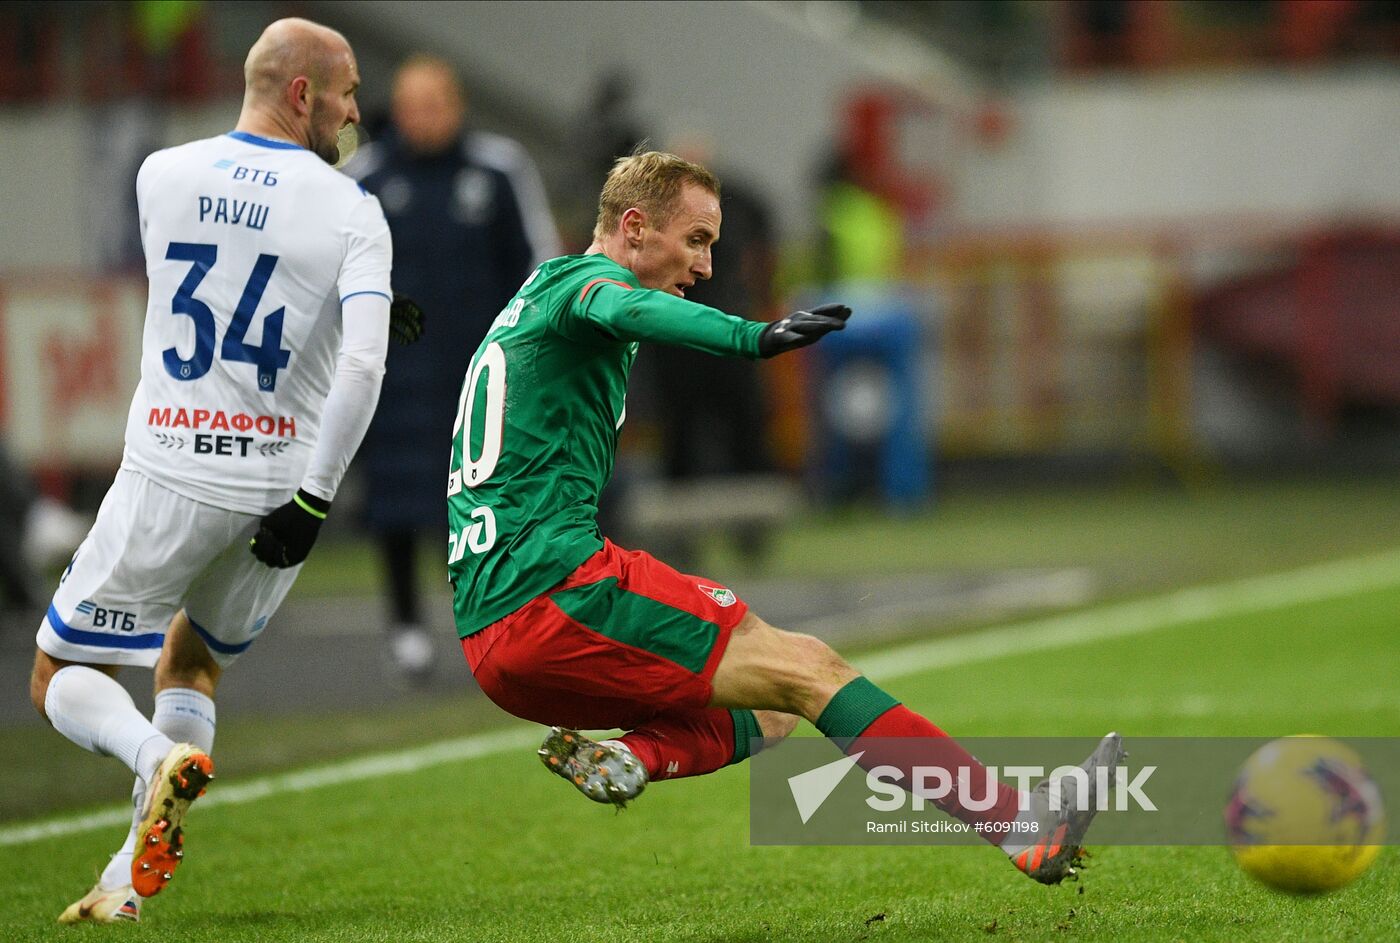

{"left": 244, "top": 18, "right": 351, "bottom": 105}
{"left": 238, "top": 17, "right": 361, "bottom": 165}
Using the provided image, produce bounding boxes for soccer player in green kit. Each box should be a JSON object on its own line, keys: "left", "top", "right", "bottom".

{"left": 449, "top": 151, "right": 1121, "bottom": 884}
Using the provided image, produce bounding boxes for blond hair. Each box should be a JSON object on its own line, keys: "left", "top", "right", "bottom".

{"left": 593, "top": 150, "right": 720, "bottom": 240}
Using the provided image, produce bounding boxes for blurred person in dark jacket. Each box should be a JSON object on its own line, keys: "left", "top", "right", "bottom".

{"left": 346, "top": 54, "right": 559, "bottom": 682}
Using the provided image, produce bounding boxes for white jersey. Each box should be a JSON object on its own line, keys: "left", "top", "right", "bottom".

{"left": 122, "top": 131, "right": 392, "bottom": 514}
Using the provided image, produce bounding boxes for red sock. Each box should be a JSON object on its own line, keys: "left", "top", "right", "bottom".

{"left": 852, "top": 705, "right": 1021, "bottom": 844}
{"left": 619, "top": 708, "right": 762, "bottom": 781}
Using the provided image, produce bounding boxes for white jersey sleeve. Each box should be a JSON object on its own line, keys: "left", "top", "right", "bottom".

{"left": 298, "top": 291, "right": 388, "bottom": 501}
{"left": 338, "top": 197, "right": 393, "bottom": 303}
{"left": 122, "top": 131, "right": 393, "bottom": 514}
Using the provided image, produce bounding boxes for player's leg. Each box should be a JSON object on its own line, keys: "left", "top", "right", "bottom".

{"left": 29, "top": 648, "right": 176, "bottom": 780}
{"left": 40, "top": 474, "right": 238, "bottom": 918}
{"left": 618, "top": 708, "right": 798, "bottom": 781}
{"left": 31, "top": 473, "right": 219, "bottom": 922}
{"left": 40, "top": 645, "right": 162, "bottom": 924}
{"left": 90, "top": 610, "right": 222, "bottom": 905}
{"left": 31, "top": 645, "right": 190, "bottom": 925}
{"left": 709, "top": 612, "right": 1122, "bottom": 883}
{"left": 119, "top": 515, "right": 300, "bottom": 899}
{"left": 156, "top": 608, "right": 224, "bottom": 695}
{"left": 536, "top": 708, "right": 797, "bottom": 803}
{"left": 710, "top": 612, "right": 1022, "bottom": 832}
{"left": 464, "top": 541, "right": 763, "bottom": 803}
{"left": 533, "top": 708, "right": 800, "bottom": 807}
{"left": 30, "top": 471, "right": 206, "bottom": 837}
{"left": 466, "top": 633, "right": 660, "bottom": 807}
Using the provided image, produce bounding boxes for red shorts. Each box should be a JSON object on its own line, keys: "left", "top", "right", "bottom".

{"left": 461, "top": 539, "right": 748, "bottom": 730}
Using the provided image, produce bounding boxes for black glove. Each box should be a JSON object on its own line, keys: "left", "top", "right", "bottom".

{"left": 390, "top": 292, "right": 426, "bottom": 345}
{"left": 249, "top": 489, "right": 330, "bottom": 568}
{"left": 757, "top": 303, "right": 852, "bottom": 358}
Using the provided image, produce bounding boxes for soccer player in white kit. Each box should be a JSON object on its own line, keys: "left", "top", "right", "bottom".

{"left": 27, "top": 18, "right": 397, "bottom": 924}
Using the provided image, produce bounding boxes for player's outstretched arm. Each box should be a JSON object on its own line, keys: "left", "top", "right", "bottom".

{"left": 756, "top": 303, "right": 852, "bottom": 358}
{"left": 576, "top": 281, "right": 768, "bottom": 358}
{"left": 579, "top": 284, "right": 851, "bottom": 360}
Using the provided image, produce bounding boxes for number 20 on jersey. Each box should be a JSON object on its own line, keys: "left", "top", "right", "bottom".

{"left": 447, "top": 341, "right": 505, "bottom": 560}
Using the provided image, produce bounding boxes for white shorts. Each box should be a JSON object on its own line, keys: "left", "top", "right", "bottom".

{"left": 36, "top": 469, "right": 301, "bottom": 669}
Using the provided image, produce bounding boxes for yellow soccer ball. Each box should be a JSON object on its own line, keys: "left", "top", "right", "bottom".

{"left": 1225, "top": 736, "right": 1385, "bottom": 894}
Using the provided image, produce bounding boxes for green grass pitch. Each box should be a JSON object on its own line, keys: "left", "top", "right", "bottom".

{"left": 6, "top": 552, "right": 1398, "bottom": 940}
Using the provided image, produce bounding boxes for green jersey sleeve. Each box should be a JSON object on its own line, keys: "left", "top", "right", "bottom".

{"left": 567, "top": 278, "right": 766, "bottom": 359}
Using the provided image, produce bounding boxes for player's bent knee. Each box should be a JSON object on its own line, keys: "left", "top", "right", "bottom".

{"left": 714, "top": 615, "right": 858, "bottom": 718}
{"left": 786, "top": 631, "right": 846, "bottom": 672}
{"left": 780, "top": 631, "right": 858, "bottom": 716}
{"left": 29, "top": 650, "right": 120, "bottom": 721}
{"left": 772, "top": 630, "right": 855, "bottom": 685}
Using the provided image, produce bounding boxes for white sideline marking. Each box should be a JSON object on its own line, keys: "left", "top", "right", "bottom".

{"left": 6, "top": 547, "right": 1400, "bottom": 848}
{"left": 857, "top": 547, "right": 1400, "bottom": 683}
{"left": 0, "top": 728, "right": 539, "bottom": 847}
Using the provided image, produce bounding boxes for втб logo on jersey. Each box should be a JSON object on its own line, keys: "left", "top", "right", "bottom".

{"left": 76, "top": 599, "right": 138, "bottom": 632}
{"left": 147, "top": 406, "right": 297, "bottom": 457}
{"left": 199, "top": 162, "right": 278, "bottom": 230}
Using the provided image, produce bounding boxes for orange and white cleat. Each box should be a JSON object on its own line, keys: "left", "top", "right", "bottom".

{"left": 131, "top": 742, "right": 214, "bottom": 898}
{"left": 57, "top": 882, "right": 141, "bottom": 924}
{"left": 538, "top": 727, "right": 648, "bottom": 808}
{"left": 1007, "top": 732, "right": 1124, "bottom": 885}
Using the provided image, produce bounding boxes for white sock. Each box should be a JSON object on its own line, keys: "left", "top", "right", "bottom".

{"left": 44, "top": 666, "right": 173, "bottom": 783}
{"left": 149, "top": 688, "right": 216, "bottom": 753}
{"left": 99, "top": 688, "right": 216, "bottom": 891}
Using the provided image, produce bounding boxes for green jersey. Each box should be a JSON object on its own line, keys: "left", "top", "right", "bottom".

{"left": 447, "top": 253, "right": 766, "bottom": 636}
